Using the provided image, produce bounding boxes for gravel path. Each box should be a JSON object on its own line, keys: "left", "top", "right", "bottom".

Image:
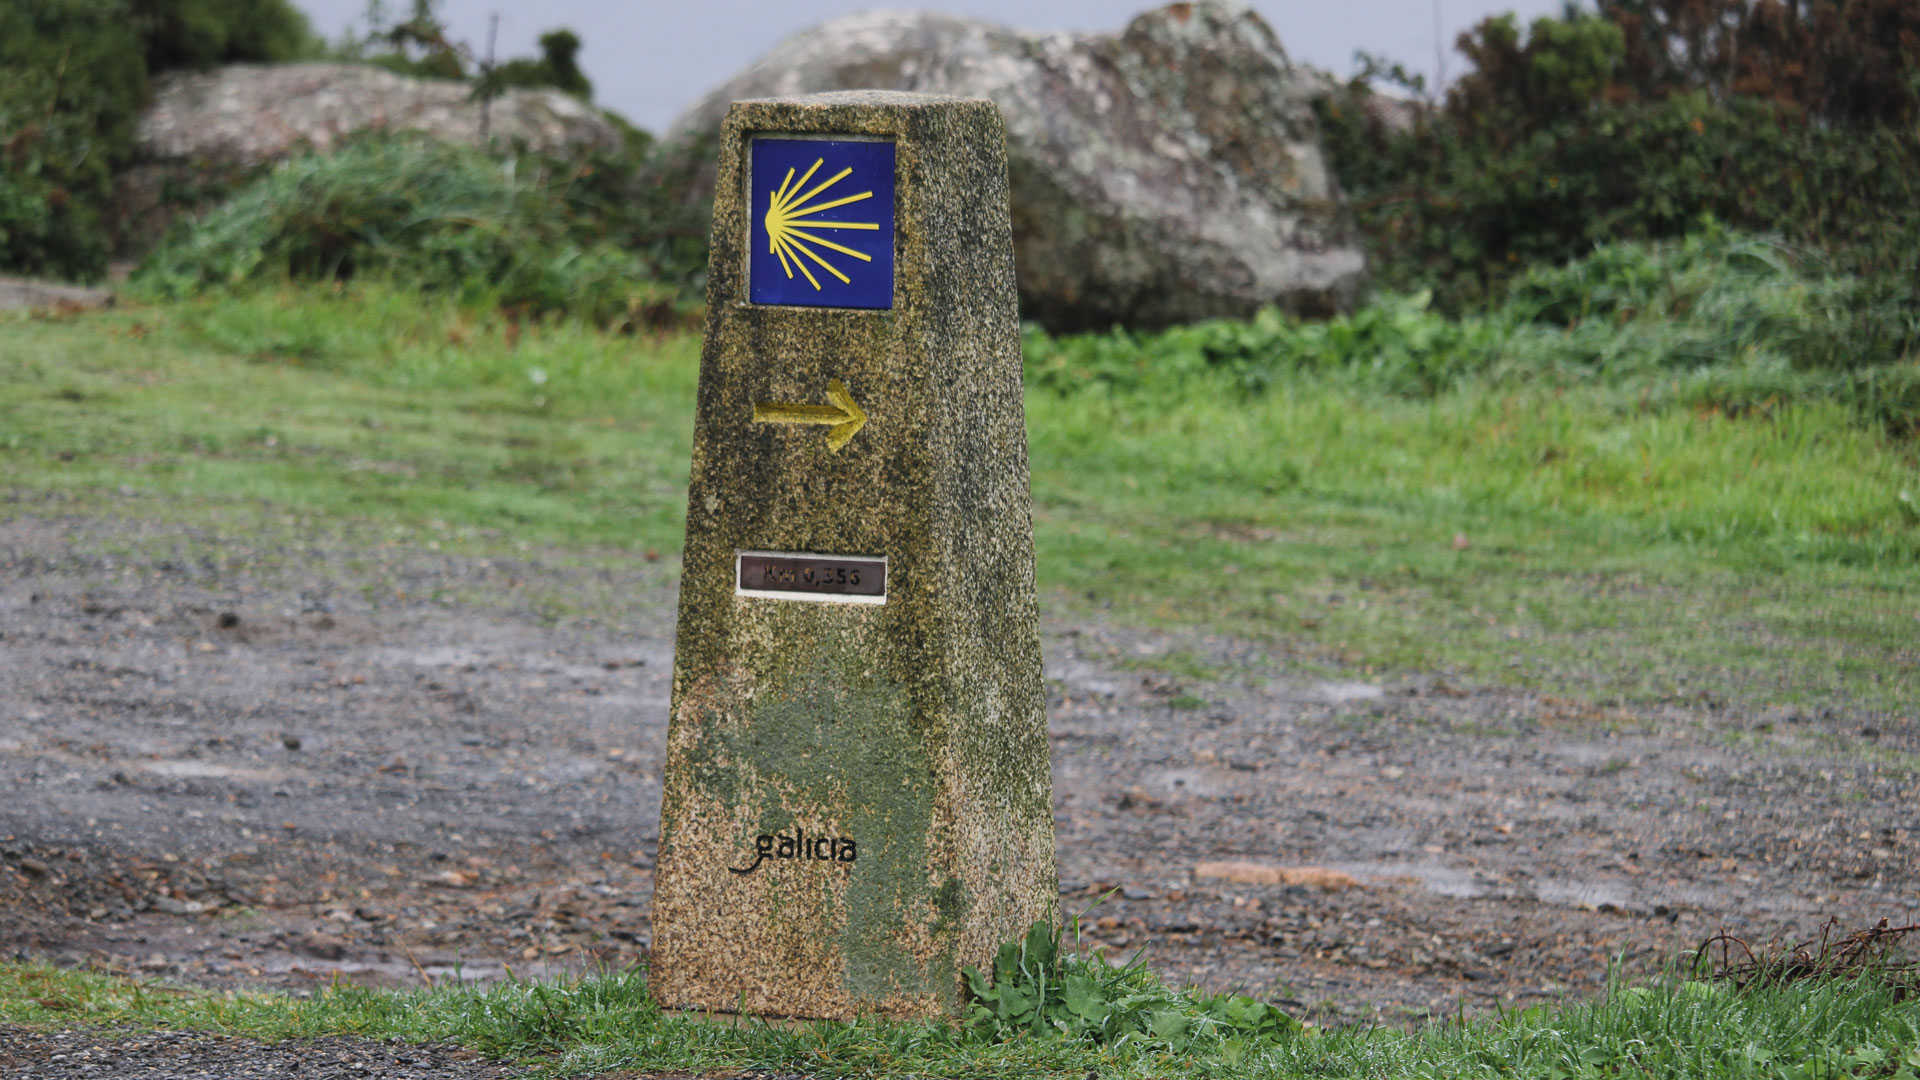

{"left": 0, "top": 1028, "right": 504, "bottom": 1079}
{"left": 2, "top": 508, "right": 1915, "bottom": 1050}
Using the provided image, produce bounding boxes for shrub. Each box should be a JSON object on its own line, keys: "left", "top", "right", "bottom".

{"left": 0, "top": 0, "right": 148, "bottom": 281}
{"left": 1450, "top": 11, "right": 1626, "bottom": 123}
{"left": 0, "top": 0, "right": 318, "bottom": 280}
{"left": 351, "top": 0, "right": 469, "bottom": 81}
{"left": 135, "top": 136, "right": 699, "bottom": 328}
{"left": 133, "top": 0, "right": 319, "bottom": 72}
{"left": 1600, "top": 0, "right": 1920, "bottom": 127}
{"left": 1318, "top": 3, "right": 1920, "bottom": 312}
{"left": 1322, "top": 91, "right": 1920, "bottom": 312}
{"left": 1025, "top": 229, "right": 1920, "bottom": 436}
{"left": 477, "top": 30, "right": 593, "bottom": 100}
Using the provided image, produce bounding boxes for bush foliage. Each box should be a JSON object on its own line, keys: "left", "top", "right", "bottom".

{"left": 0, "top": 0, "right": 615, "bottom": 283}
{"left": 0, "top": 0, "right": 316, "bottom": 281}
{"left": 1024, "top": 229, "right": 1920, "bottom": 436}
{"left": 476, "top": 30, "right": 593, "bottom": 101}
{"left": 135, "top": 135, "right": 708, "bottom": 328}
{"left": 1318, "top": 1, "right": 1920, "bottom": 311}
{"left": 0, "top": 0, "right": 150, "bottom": 280}
{"left": 348, "top": 0, "right": 594, "bottom": 100}
{"left": 132, "top": 0, "right": 317, "bottom": 73}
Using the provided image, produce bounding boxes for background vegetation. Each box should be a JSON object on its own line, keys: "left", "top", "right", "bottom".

{"left": 0, "top": 0, "right": 316, "bottom": 281}
{"left": 7, "top": 249, "right": 1917, "bottom": 709}
{"left": 1317, "top": 0, "right": 1920, "bottom": 315}
{"left": 0, "top": 0, "right": 688, "bottom": 288}
{"left": 1, "top": 0, "right": 1914, "bottom": 706}
{"left": 136, "top": 136, "right": 706, "bottom": 329}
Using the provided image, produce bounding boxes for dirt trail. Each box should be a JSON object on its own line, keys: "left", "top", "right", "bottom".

{"left": 2, "top": 513, "right": 1915, "bottom": 1026}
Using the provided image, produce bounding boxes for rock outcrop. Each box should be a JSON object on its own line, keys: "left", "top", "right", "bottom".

{"left": 672, "top": 2, "right": 1366, "bottom": 330}
{"left": 136, "top": 62, "right": 621, "bottom": 167}
{"left": 114, "top": 62, "right": 623, "bottom": 257}
{"left": 0, "top": 276, "right": 114, "bottom": 313}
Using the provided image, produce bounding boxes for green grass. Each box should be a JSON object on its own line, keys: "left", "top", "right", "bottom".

{"left": 2, "top": 960, "right": 1916, "bottom": 1079}
{"left": 1027, "top": 376, "right": 1920, "bottom": 711}
{"left": 0, "top": 288, "right": 698, "bottom": 552}
{"left": 1, "top": 279, "right": 1917, "bottom": 713}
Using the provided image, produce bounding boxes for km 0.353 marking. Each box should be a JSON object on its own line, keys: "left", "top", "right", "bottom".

{"left": 736, "top": 551, "right": 887, "bottom": 604}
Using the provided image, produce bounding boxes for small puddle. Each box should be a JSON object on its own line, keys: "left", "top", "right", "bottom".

{"left": 1315, "top": 682, "right": 1383, "bottom": 704}
{"left": 256, "top": 953, "right": 513, "bottom": 987}
{"left": 139, "top": 760, "right": 283, "bottom": 781}
{"left": 1340, "top": 860, "right": 1489, "bottom": 898}
{"left": 1535, "top": 879, "right": 1641, "bottom": 913}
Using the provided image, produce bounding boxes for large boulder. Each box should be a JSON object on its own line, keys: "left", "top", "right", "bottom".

{"left": 115, "top": 62, "right": 624, "bottom": 257}
{"left": 672, "top": 2, "right": 1366, "bottom": 330}
{"left": 136, "top": 62, "right": 622, "bottom": 166}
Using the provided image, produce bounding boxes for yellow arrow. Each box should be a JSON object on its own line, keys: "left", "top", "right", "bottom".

{"left": 752, "top": 378, "right": 869, "bottom": 451}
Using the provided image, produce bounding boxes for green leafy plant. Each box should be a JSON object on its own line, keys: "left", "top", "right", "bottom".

{"left": 474, "top": 29, "right": 593, "bottom": 101}
{"left": 349, "top": 0, "right": 469, "bottom": 81}
{"left": 0, "top": 0, "right": 148, "bottom": 280}
{"left": 963, "top": 914, "right": 1305, "bottom": 1054}
{"left": 133, "top": 0, "right": 319, "bottom": 72}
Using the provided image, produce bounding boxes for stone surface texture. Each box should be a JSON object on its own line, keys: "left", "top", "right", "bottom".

{"left": 671, "top": 2, "right": 1366, "bottom": 331}
{"left": 0, "top": 277, "right": 113, "bottom": 313}
{"left": 0, "top": 1028, "right": 504, "bottom": 1079}
{"left": 650, "top": 92, "right": 1055, "bottom": 1021}
{"left": 136, "top": 62, "right": 621, "bottom": 168}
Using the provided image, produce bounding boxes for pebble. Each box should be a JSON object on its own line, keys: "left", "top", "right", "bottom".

{"left": 298, "top": 933, "right": 349, "bottom": 961}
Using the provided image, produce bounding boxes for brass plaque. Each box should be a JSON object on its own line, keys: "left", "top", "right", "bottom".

{"left": 735, "top": 551, "right": 887, "bottom": 604}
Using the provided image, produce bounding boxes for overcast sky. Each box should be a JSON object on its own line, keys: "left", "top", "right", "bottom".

{"left": 294, "top": 1, "right": 1568, "bottom": 134}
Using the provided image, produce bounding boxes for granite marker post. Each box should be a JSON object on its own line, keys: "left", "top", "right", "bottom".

{"left": 650, "top": 92, "right": 1056, "bottom": 1021}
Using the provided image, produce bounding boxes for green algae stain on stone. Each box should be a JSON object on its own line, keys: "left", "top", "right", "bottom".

{"left": 690, "top": 635, "right": 947, "bottom": 1003}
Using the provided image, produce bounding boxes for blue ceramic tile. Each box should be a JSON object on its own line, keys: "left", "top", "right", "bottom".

{"left": 748, "top": 138, "right": 895, "bottom": 310}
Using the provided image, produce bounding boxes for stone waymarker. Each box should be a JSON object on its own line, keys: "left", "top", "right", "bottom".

{"left": 650, "top": 91, "right": 1056, "bottom": 1021}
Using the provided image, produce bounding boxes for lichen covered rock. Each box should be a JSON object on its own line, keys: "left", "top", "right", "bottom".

{"left": 136, "top": 62, "right": 620, "bottom": 168}
{"left": 672, "top": 2, "right": 1366, "bottom": 330}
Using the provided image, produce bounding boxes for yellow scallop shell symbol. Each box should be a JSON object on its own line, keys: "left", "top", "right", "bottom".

{"left": 764, "top": 158, "right": 880, "bottom": 291}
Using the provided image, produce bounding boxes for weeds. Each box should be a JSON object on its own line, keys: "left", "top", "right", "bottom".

{"left": 1696, "top": 918, "right": 1920, "bottom": 997}
{"left": 962, "top": 914, "right": 1303, "bottom": 1056}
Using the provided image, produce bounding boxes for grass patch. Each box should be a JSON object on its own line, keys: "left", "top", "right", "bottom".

{"left": 2, "top": 263, "right": 1917, "bottom": 712}
{"left": 1, "top": 959, "right": 1916, "bottom": 1078}
{"left": 1026, "top": 371, "right": 1920, "bottom": 711}
{"left": 0, "top": 287, "right": 697, "bottom": 553}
